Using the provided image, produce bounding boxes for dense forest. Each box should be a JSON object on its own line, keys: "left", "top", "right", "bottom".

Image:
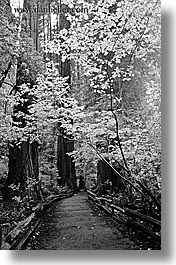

{"left": 0, "top": 0, "right": 161, "bottom": 247}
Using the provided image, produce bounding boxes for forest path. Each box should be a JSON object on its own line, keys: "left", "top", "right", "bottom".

{"left": 30, "top": 192, "right": 138, "bottom": 250}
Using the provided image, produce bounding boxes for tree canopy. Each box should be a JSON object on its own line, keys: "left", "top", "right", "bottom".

{"left": 0, "top": 0, "right": 161, "bottom": 239}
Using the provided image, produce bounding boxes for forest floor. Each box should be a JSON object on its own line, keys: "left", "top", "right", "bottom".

{"left": 26, "top": 192, "right": 140, "bottom": 250}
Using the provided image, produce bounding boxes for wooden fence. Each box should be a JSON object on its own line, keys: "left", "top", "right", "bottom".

{"left": 0, "top": 190, "right": 74, "bottom": 250}
{"left": 87, "top": 190, "right": 161, "bottom": 243}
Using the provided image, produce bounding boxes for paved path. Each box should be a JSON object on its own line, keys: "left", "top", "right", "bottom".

{"left": 31, "top": 192, "right": 138, "bottom": 250}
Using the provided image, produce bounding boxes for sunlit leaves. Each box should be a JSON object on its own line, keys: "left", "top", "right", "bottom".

{"left": 0, "top": 0, "right": 161, "bottom": 197}
{"left": 27, "top": 64, "right": 80, "bottom": 140}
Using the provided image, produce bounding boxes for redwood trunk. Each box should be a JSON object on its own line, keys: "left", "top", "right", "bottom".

{"left": 57, "top": 129, "right": 77, "bottom": 190}
{"left": 3, "top": 58, "right": 40, "bottom": 200}
{"left": 57, "top": 3, "right": 77, "bottom": 191}
{"left": 4, "top": 141, "right": 39, "bottom": 200}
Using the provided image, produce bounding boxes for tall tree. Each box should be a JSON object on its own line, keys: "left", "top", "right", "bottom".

{"left": 57, "top": 2, "right": 77, "bottom": 190}
{"left": 3, "top": 0, "right": 44, "bottom": 200}
{"left": 65, "top": 0, "right": 161, "bottom": 192}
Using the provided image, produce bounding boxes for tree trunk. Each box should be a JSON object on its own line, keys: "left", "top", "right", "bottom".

{"left": 97, "top": 159, "right": 125, "bottom": 193}
{"left": 57, "top": 2, "right": 77, "bottom": 191}
{"left": 57, "top": 129, "right": 77, "bottom": 190}
{"left": 3, "top": 141, "right": 39, "bottom": 200}
{"left": 3, "top": 0, "right": 41, "bottom": 199}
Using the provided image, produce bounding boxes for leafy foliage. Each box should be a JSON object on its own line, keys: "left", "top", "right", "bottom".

{"left": 0, "top": 0, "right": 161, "bottom": 236}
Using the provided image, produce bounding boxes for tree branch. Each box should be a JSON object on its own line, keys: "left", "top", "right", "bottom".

{"left": 88, "top": 142, "right": 154, "bottom": 206}
{"left": 57, "top": 127, "right": 161, "bottom": 211}
{"left": 136, "top": 180, "right": 161, "bottom": 211}
{"left": 3, "top": 82, "right": 14, "bottom": 87}
{"left": 0, "top": 61, "right": 12, "bottom": 89}
{"left": 106, "top": 64, "right": 129, "bottom": 171}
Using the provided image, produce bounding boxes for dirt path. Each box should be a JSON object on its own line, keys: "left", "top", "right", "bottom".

{"left": 29, "top": 192, "right": 139, "bottom": 250}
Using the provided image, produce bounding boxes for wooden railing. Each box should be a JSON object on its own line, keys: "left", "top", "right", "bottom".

{"left": 0, "top": 190, "right": 74, "bottom": 250}
{"left": 87, "top": 190, "right": 161, "bottom": 242}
